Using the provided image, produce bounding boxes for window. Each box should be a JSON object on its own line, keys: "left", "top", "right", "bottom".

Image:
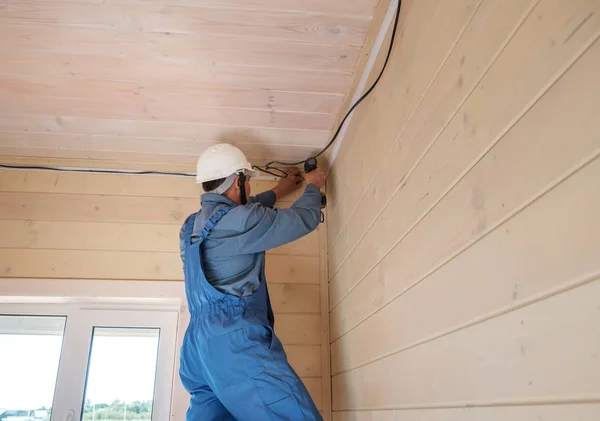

{"left": 0, "top": 303, "right": 178, "bottom": 421}
{"left": 0, "top": 315, "right": 65, "bottom": 420}
{"left": 82, "top": 328, "right": 160, "bottom": 420}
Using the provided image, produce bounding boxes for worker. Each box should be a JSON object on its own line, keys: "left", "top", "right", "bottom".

{"left": 179, "top": 143, "right": 325, "bottom": 420}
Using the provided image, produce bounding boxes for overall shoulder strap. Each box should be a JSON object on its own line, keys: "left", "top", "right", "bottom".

{"left": 191, "top": 205, "right": 232, "bottom": 244}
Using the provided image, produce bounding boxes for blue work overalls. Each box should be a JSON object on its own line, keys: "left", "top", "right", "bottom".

{"left": 179, "top": 204, "right": 323, "bottom": 420}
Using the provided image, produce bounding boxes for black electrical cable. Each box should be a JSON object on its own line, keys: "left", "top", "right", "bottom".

{"left": 0, "top": 163, "right": 195, "bottom": 177}
{"left": 0, "top": 1, "right": 401, "bottom": 179}
{"left": 254, "top": 0, "right": 402, "bottom": 176}
{"left": 251, "top": 165, "right": 289, "bottom": 178}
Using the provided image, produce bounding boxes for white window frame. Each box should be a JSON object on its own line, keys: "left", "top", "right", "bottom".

{"left": 0, "top": 278, "right": 191, "bottom": 421}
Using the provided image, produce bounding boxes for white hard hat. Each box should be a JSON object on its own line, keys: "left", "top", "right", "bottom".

{"left": 196, "top": 143, "right": 260, "bottom": 184}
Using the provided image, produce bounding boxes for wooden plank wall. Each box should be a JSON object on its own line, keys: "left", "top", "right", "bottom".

{"left": 327, "top": 0, "right": 600, "bottom": 418}
{"left": 0, "top": 168, "right": 330, "bottom": 418}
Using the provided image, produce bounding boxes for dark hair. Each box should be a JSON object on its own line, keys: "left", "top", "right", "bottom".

{"left": 202, "top": 178, "right": 226, "bottom": 192}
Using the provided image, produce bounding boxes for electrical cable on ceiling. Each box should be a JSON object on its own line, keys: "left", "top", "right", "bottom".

{"left": 254, "top": 0, "right": 402, "bottom": 177}
{"left": 0, "top": 0, "right": 401, "bottom": 179}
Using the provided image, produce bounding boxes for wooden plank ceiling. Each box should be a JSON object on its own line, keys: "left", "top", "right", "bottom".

{"left": 0, "top": 0, "right": 379, "bottom": 170}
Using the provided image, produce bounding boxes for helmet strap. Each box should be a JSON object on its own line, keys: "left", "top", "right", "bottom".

{"left": 238, "top": 172, "right": 248, "bottom": 205}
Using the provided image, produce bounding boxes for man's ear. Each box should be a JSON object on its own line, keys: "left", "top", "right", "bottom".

{"left": 234, "top": 176, "right": 244, "bottom": 200}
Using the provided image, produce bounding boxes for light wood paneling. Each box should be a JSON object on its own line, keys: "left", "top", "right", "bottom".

{"left": 1, "top": 1, "right": 370, "bottom": 45}
{"left": 0, "top": 192, "right": 197, "bottom": 224}
{"left": 0, "top": 106, "right": 335, "bottom": 132}
{"left": 53, "top": 0, "right": 379, "bottom": 18}
{"left": 0, "top": 0, "right": 377, "bottom": 168}
{"left": 328, "top": 0, "right": 542, "bottom": 267}
{"left": 327, "top": 0, "right": 482, "bottom": 221}
{"left": 0, "top": 114, "right": 329, "bottom": 149}
{"left": 0, "top": 133, "right": 323, "bottom": 164}
{"left": 330, "top": 0, "right": 599, "bottom": 257}
{"left": 332, "top": 279, "right": 600, "bottom": 409}
{"left": 0, "top": 50, "right": 353, "bottom": 94}
{"left": 0, "top": 75, "right": 344, "bottom": 114}
{"left": 330, "top": 39, "right": 600, "bottom": 342}
{"left": 329, "top": 0, "right": 600, "bottom": 306}
{"left": 0, "top": 25, "right": 360, "bottom": 73}
{"left": 324, "top": 0, "right": 394, "bottom": 174}
{"left": 0, "top": 115, "right": 317, "bottom": 147}
{"left": 333, "top": 404, "right": 600, "bottom": 420}
{"left": 327, "top": 0, "right": 600, "bottom": 418}
{"left": 286, "top": 345, "right": 322, "bottom": 378}
{"left": 332, "top": 155, "right": 600, "bottom": 373}
{"left": 276, "top": 314, "right": 321, "bottom": 346}
{"left": 266, "top": 283, "right": 320, "bottom": 314}
{"left": 319, "top": 210, "right": 333, "bottom": 418}
{"left": 332, "top": 0, "right": 481, "bottom": 207}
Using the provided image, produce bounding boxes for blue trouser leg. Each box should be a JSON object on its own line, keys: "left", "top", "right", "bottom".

{"left": 180, "top": 340, "right": 235, "bottom": 421}
{"left": 217, "top": 359, "right": 323, "bottom": 421}
{"left": 187, "top": 386, "right": 235, "bottom": 421}
{"left": 207, "top": 325, "right": 323, "bottom": 421}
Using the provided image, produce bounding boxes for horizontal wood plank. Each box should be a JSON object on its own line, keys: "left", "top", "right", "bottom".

{"left": 332, "top": 404, "right": 600, "bottom": 420}
{"left": 60, "top": 0, "right": 378, "bottom": 18}
{"left": 0, "top": 249, "right": 319, "bottom": 284}
{"left": 0, "top": 1, "right": 370, "bottom": 45}
{"left": 331, "top": 155, "right": 600, "bottom": 374}
{"left": 0, "top": 220, "right": 181, "bottom": 252}
{"left": 267, "top": 255, "right": 320, "bottom": 284}
{"left": 0, "top": 105, "right": 335, "bottom": 132}
{"left": 0, "top": 192, "right": 198, "bottom": 224}
{"left": 332, "top": 279, "right": 600, "bottom": 409}
{"left": 329, "top": 40, "right": 600, "bottom": 341}
{"left": 0, "top": 168, "right": 200, "bottom": 197}
{"left": 275, "top": 314, "right": 321, "bottom": 345}
{"left": 0, "top": 24, "right": 360, "bottom": 73}
{"left": 0, "top": 115, "right": 329, "bottom": 152}
{"left": 0, "top": 132, "right": 323, "bottom": 163}
{"left": 0, "top": 50, "right": 352, "bottom": 94}
{"left": 285, "top": 345, "right": 322, "bottom": 378}
{"left": 0, "top": 74, "right": 344, "bottom": 114}
{"left": 0, "top": 146, "right": 279, "bottom": 169}
{"left": 264, "top": 283, "right": 320, "bottom": 314}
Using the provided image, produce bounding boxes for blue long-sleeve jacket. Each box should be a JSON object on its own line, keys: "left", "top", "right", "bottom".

{"left": 179, "top": 184, "right": 322, "bottom": 297}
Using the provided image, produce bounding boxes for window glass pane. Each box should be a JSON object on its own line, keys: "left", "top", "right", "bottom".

{"left": 0, "top": 315, "right": 65, "bottom": 421}
{"left": 82, "top": 328, "right": 159, "bottom": 421}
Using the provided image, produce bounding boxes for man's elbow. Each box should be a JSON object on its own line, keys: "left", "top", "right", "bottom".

{"left": 305, "top": 209, "right": 321, "bottom": 232}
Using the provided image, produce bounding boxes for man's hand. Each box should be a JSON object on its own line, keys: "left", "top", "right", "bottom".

{"left": 272, "top": 167, "right": 303, "bottom": 199}
{"left": 305, "top": 168, "right": 325, "bottom": 189}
